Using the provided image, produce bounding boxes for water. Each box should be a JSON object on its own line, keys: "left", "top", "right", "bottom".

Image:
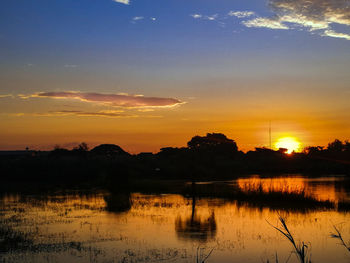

{"left": 1, "top": 175, "right": 350, "bottom": 263}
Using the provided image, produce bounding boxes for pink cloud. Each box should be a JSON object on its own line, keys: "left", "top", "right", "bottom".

{"left": 30, "top": 91, "right": 183, "bottom": 108}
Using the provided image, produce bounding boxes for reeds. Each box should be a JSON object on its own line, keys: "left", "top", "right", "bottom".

{"left": 264, "top": 253, "right": 279, "bottom": 263}
{"left": 330, "top": 224, "right": 350, "bottom": 253}
{"left": 183, "top": 182, "right": 335, "bottom": 213}
{"left": 196, "top": 246, "right": 214, "bottom": 263}
{"left": 267, "top": 216, "right": 311, "bottom": 263}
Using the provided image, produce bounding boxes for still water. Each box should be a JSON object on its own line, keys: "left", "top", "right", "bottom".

{"left": 1, "top": 175, "right": 350, "bottom": 263}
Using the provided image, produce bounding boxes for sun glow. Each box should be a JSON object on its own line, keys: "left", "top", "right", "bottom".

{"left": 275, "top": 137, "right": 301, "bottom": 154}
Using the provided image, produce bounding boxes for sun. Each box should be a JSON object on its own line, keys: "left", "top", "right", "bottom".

{"left": 274, "top": 137, "right": 301, "bottom": 154}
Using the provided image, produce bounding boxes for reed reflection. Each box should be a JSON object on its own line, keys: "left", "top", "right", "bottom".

{"left": 104, "top": 172, "right": 132, "bottom": 213}
{"left": 237, "top": 176, "right": 350, "bottom": 202}
{"left": 104, "top": 192, "right": 131, "bottom": 213}
{"left": 175, "top": 183, "right": 217, "bottom": 242}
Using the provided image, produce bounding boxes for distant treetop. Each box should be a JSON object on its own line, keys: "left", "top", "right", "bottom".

{"left": 187, "top": 133, "right": 238, "bottom": 153}
{"left": 91, "top": 144, "right": 129, "bottom": 156}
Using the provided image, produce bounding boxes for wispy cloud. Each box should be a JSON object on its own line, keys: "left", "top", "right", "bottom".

{"left": 269, "top": 0, "right": 350, "bottom": 27}
{"left": 241, "top": 0, "right": 350, "bottom": 40}
{"left": 113, "top": 0, "right": 129, "bottom": 5}
{"left": 132, "top": 16, "right": 144, "bottom": 21}
{"left": 228, "top": 11, "right": 255, "bottom": 18}
{"left": 190, "top": 13, "right": 218, "bottom": 21}
{"left": 0, "top": 94, "right": 13, "bottom": 98}
{"left": 131, "top": 16, "right": 156, "bottom": 23}
{"left": 323, "top": 29, "right": 350, "bottom": 40}
{"left": 191, "top": 14, "right": 202, "bottom": 19}
{"left": 205, "top": 14, "right": 218, "bottom": 21}
{"left": 243, "top": 17, "right": 289, "bottom": 29}
{"left": 38, "top": 110, "right": 137, "bottom": 118}
{"left": 23, "top": 91, "right": 184, "bottom": 108}
{"left": 7, "top": 110, "right": 164, "bottom": 119}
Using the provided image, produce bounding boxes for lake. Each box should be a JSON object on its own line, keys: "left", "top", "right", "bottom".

{"left": 1, "top": 174, "right": 350, "bottom": 263}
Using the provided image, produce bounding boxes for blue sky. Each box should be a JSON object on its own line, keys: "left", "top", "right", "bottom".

{"left": 2, "top": 0, "right": 349, "bottom": 74}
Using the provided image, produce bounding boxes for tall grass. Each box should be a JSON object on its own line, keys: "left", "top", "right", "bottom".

{"left": 196, "top": 246, "right": 214, "bottom": 263}
{"left": 183, "top": 182, "right": 335, "bottom": 213}
{"left": 267, "top": 216, "right": 311, "bottom": 263}
{"left": 330, "top": 224, "right": 350, "bottom": 253}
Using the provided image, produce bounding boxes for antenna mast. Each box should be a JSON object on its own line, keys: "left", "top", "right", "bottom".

{"left": 269, "top": 121, "right": 272, "bottom": 149}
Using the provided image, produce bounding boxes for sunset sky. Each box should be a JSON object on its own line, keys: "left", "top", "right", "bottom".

{"left": 1, "top": 0, "right": 350, "bottom": 153}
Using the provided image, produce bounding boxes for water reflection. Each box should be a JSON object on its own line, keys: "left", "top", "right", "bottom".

{"left": 236, "top": 175, "right": 350, "bottom": 202}
{"left": 104, "top": 192, "right": 131, "bottom": 213}
{"left": 1, "top": 175, "right": 350, "bottom": 263}
{"left": 175, "top": 185, "right": 217, "bottom": 241}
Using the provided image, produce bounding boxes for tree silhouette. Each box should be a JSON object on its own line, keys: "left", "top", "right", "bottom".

{"left": 187, "top": 133, "right": 238, "bottom": 154}
{"left": 91, "top": 144, "right": 129, "bottom": 156}
{"left": 327, "top": 139, "right": 344, "bottom": 152}
{"left": 74, "top": 142, "right": 89, "bottom": 152}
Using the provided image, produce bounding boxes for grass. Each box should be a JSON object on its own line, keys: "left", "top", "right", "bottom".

{"left": 0, "top": 225, "right": 33, "bottom": 252}
{"left": 265, "top": 219, "right": 350, "bottom": 263}
{"left": 267, "top": 216, "right": 311, "bottom": 263}
{"left": 264, "top": 253, "right": 280, "bottom": 263}
{"left": 196, "top": 246, "right": 214, "bottom": 263}
{"left": 182, "top": 182, "right": 335, "bottom": 213}
{"left": 338, "top": 201, "right": 350, "bottom": 212}
{"left": 330, "top": 224, "right": 350, "bottom": 253}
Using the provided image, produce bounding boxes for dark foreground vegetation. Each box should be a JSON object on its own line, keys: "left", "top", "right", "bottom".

{"left": 1, "top": 133, "right": 350, "bottom": 191}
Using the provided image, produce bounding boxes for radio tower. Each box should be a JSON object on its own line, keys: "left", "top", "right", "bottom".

{"left": 269, "top": 121, "right": 272, "bottom": 149}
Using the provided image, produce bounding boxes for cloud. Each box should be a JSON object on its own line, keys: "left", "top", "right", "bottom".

{"left": 137, "top": 108, "right": 155, "bottom": 112}
{"left": 269, "top": 0, "right": 350, "bottom": 27}
{"left": 39, "top": 110, "right": 137, "bottom": 118}
{"left": 0, "top": 94, "right": 13, "bottom": 98}
{"left": 113, "top": 0, "right": 129, "bottom": 5}
{"left": 323, "top": 29, "right": 350, "bottom": 40}
{"left": 228, "top": 11, "right": 255, "bottom": 18}
{"left": 150, "top": 17, "right": 156, "bottom": 21}
{"left": 205, "top": 14, "right": 218, "bottom": 21}
{"left": 190, "top": 13, "right": 218, "bottom": 21}
{"left": 26, "top": 91, "right": 184, "bottom": 108}
{"left": 191, "top": 14, "right": 202, "bottom": 19}
{"left": 241, "top": 0, "right": 350, "bottom": 40}
{"left": 242, "top": 17, "right": 289, "bottom": 29}
{"left": 8, "top": 110, "right": 164, "bottom": 119}
{"left": 132, "top": 16, "right": 144, "bottom": 21}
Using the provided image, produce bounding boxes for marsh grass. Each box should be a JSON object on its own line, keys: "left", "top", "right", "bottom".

{"left": 337, "top": 201, "right": 350, "bottom": 212}
{"left": 330, "top": 224, "right": 350, "bottom": 253}
{"left": 196, "top": 246, "right": 214, "bottom": 263}
{"left": 267, "top": 216, "right": 311, "bottom": 263}
{"left": 264, "top": 253, "right": 280, "bottom": 263}
{"left": 183, "top": 182, "right": 335, "bottom": 212}
{"left": 0, "top": 225, "right": 33, "bottom": 252}
{"left": 0, "top": 224, "right": 106, "bottom": 259}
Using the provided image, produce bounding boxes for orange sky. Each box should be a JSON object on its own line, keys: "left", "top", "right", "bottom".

{"left": 1, "top": 90, "right": 349, "bottom": 153}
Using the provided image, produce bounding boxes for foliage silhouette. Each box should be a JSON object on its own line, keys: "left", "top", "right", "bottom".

{"left": 0, "top": 135, "right": 349, "bottom": 192}
{"left": 91, "top": 144, "right": 129, "bottom": 156}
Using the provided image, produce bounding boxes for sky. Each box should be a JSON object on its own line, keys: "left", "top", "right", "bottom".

{"left": 0, "top": 0, "right": 350, "bottom": 153}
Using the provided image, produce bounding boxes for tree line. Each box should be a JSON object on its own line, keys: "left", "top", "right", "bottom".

{"left": 1, "top": 133, "right": 349, "bottom": 191}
